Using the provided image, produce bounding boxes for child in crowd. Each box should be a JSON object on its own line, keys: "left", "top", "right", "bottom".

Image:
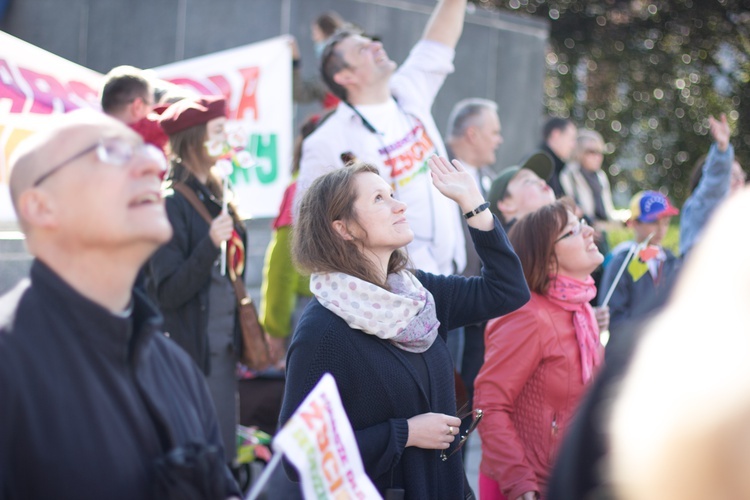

{"left": 598, "top": 190, "right": 681, "bottom": 332}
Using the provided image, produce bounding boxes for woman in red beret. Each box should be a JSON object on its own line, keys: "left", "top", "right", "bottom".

{"left": 147, "top": 95, "right": 245, "bottom": 469}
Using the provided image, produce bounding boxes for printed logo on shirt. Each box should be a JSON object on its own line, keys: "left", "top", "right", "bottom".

{"left": 380, "top": 120, "right": 436, "bottom": 187}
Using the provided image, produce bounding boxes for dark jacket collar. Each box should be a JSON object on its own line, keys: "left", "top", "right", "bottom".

{"left": 30, "top": 259, "right": 163, "bottom": 365}
{"left": 184, "top": 174, "right": 223, "bottom": 217}
{"left": 542, "top": 143, "right": 565, "bottom": 173}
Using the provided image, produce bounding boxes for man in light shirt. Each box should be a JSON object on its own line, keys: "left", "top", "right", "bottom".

{"left": 294, "top": 0, "right": 469, "bottom": 275}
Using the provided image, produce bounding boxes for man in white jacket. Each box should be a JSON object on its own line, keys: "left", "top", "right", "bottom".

{"left": 294, "top": 0, "right": 468, "bottom": 275}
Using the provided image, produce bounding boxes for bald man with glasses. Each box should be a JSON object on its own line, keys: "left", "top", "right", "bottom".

{"left": 0, "top": 110, "right": 241, "bottom": 499}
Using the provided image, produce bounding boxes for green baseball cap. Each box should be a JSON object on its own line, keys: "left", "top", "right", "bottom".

{"left": 488, "top": 151, "right": 554, "bottom": 220}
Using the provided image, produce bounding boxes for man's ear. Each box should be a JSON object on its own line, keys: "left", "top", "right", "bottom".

{"left": 332, "top": 220, "right": 354, "bottom": 241}
{"left": 549, "top": 128, "right": 561, "bottom": 143}
{"left": 332, "top": 69, "right": 355, "bottom": 89}
{"left": 129, "top": 96, "right": 149, "bottom": 120}
{"left": 17, "top": 189, "right": 58, "bottom": 229}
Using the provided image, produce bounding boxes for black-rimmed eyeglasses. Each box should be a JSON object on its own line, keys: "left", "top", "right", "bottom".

{"left": 440, "top": 404, "right": 483, "bottom": 462}
{"left": 33, "top": 137, "right": 167, "bottom": 187}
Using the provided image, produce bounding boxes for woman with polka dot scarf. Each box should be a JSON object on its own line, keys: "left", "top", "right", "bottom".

{"left": 279, "top": 156, "right": 530, "bottom": 499}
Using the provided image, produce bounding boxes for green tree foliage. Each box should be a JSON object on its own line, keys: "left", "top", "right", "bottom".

{"left": 472, "top": 0, "right": 750, "bottom": 205}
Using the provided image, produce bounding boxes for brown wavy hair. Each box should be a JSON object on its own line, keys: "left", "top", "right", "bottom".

{"left": 507, "top": 201, "right": 570, "bottom": 294}
{"left": 293, "top": 162, "right": 409, "bottom": 289}
{"left": 165, "top": 123, "right": 242, "bottom": 226}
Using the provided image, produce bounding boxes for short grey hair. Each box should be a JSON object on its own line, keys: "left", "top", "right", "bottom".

{"left": 446, "top": 98, "right": 498, "bottom": 140}
{"left": 573, "top": 128, "right": 605, "bottom": 161}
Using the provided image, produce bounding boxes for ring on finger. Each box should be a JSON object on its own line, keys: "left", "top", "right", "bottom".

{"left": 447, "top": 425, "right": 454, "bottom": 435}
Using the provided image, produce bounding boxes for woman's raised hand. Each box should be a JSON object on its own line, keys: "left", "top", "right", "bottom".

{"left": 428, "top": 155, "right": 494, "bottom": 231}
{"left": 406, "top": 412, "right": 462, "bottom": 449}
{"left": 427, "top": 155, "right": 483, "bottom": 209}
{"left": 708, "top": 113, "right": 730, "bottom": 152}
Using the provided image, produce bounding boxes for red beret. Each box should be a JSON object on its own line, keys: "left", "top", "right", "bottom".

{"left": 158, "top": 95, "right": 227, "bottom": 136}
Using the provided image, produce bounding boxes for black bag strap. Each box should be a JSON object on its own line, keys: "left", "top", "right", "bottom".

{"left": 172, "top": 183, "right": 245, "bottom": 298}
{"left": 172, "top": 182, "right": 213, "bottom": 224}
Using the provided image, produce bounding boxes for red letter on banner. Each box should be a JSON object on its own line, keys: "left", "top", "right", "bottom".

{"left": 235, "top": 67, "right": 259, "bottom": 121}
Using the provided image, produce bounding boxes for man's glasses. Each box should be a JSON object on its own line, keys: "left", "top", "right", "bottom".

{"left": 33, "top": 137, "right": 167, "bottom": 187}
{"left": 440, "top": 403, "right": 483, "bottom": 462}
{"left": 555, "top": 218, "right": 589, "bottom": 243}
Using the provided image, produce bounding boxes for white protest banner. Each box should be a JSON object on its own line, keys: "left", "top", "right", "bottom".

{"left": 0, "top": 31, "right": 103, "bottom": 221}
{"left": 151, "top": 36, "right": 292, "bottom": 219}
{"left": 273, "top": 373, "right": 382, "bottom": 500}
{"left": 0, "top": 32, "right": 291, "bottom": 222}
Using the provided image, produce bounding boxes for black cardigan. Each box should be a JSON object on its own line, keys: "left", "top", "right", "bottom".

{"left": 279, "top": 218, "right": 530, "bottom": 499}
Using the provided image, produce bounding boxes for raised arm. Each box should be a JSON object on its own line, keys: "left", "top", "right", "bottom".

{"left": 422, "top": 0, "right": 468, "bottom": 49}
{"left": 709, "top": 113, "right": 730, "bottom": 153}
{"left": 679, "top": 113, "right": 734, "bottom": 256}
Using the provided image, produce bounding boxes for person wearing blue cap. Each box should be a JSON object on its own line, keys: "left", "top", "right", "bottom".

{"left": 598, "top": 190, "right": 681, "bottom": 332}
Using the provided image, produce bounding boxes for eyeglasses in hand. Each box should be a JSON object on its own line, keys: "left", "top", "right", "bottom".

{"left": 440, "top": 403, "right": 483, "bottom": 462}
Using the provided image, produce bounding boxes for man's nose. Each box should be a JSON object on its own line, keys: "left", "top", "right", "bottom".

{"left": 133, "top": 145, "right": 168, "bottom": 178}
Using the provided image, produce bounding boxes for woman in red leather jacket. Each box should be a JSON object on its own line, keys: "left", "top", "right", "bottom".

{"left": 474, "top": 200, "right": 608, "bottom": 500}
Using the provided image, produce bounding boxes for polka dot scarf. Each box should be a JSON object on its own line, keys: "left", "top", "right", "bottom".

{"left": 310, "top": 271, "right": 440, "bottom": 353}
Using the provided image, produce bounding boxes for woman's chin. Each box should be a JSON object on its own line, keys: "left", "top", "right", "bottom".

{"left": 383, "top": 233, "right": 414, "bottom": 254}
{"left": 586, "top": 255, "right": 604, "bottom": 274}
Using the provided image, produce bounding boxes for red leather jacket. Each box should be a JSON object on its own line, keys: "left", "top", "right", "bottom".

{"left": 475, "top": 293, "right": 595, "bottom": 500}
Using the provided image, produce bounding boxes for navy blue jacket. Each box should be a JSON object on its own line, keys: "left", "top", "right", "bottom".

{"left": 279, "top": 219, "right": 529, "bottom": 499}
{"left": 599, "top": 244, "right": 681, "bottom": 333}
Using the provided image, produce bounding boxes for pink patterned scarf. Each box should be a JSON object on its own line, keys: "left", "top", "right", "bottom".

{"left": 544, "top": 275, "right": 603, "bottom": 383}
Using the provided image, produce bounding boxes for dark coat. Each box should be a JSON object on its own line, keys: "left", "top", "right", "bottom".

{"left": 280, "top": 219, "right": 530, "bottom": 499}
{"left": 598, "top": 245, "right": 681, "bottom": 334}
{"left": 147, "top": 176, "right": 246, "bottom": 374}
{"left": 0, "top": 260, "right": 239, "bottom": 499}
{"left": 542, "top": 144, "right": 567, "bottom": 199}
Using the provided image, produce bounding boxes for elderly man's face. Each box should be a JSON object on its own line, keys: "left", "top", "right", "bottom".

{"left": 473, "top": 109, "right": 503, "bottom": 167}
{"left": 38, "top": 116, "right": 172, "bottom": 251}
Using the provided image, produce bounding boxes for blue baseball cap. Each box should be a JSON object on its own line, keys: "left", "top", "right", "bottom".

{"left": 629, "top": 190, "right": 679, "bottom": 222}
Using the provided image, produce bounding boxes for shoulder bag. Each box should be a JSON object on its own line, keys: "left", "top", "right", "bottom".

{"left": 172, "top": 182, "right": 271, "bottom": 371}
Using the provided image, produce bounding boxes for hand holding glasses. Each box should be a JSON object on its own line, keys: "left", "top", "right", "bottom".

{"left": 440, "top": 402, "right": 483, "bottom": 462}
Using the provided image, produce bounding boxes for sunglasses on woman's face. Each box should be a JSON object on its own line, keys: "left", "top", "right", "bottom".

{"left": 440, "top": 403, "right": 483, "bottom": 462}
